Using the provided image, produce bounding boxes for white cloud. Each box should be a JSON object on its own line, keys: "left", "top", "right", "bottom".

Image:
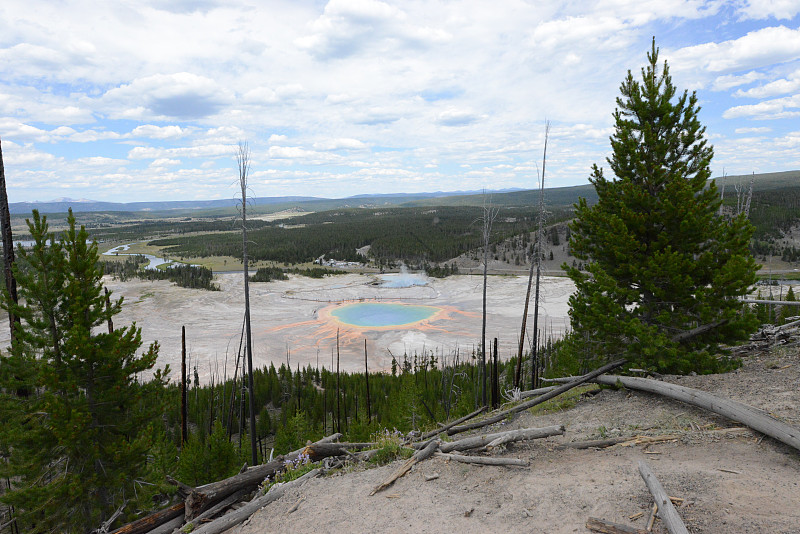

{"left": 737, "top": 0, "right": 800, "bottom": 20}
{"left": 734, "top": 126, "right": 772, "bottom": 133}
{"left": 313, "top": 138, "right": 367, "bottom": 150}
{"left": 724, "top": 93, "right": 800, "bottom": 119}
{"left": 76, "top": 156, "right": 129, "bottom": 166}
{"left": 711, "top": 71, "right": 766, "bottom": 91}
{"left": 103, "top": 73, "right": 233, "bottom": 120}
{"left": 296, "top": 0, "right": 448, "bottom": 59}
{"left": 669, "top": 25, "right": 800, "bottom": 73}
{"left": 131, "top": 125, "right": 187, "bottom": 139}
{"left": 436, "top": 109, "right": 481, "bottom": 127}
{"left": 734, "top": 68, "right": 800, "bottom": 98}
{"left": 128, "top": 144, "right": 234, "bottom": 159}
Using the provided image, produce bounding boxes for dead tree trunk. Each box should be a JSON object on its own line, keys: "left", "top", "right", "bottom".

{"left": 364, "top": 339, "right": 371, "bottom": 422}
{"left": 435, "top": 452, "right": 528, "bottom": 467}
{"left": 181, "top": 325, "right": 188, "bottom": 445}
{"left": 0, "top": 137, "right": 19, "bottom": 343}
{"left": 237, "top": 140, "right": 258, "bottom": 466}
{"left": 190, "top": 468, "right": 322, "bottom": 534}
{"left": 440, "top": 425, "right": 564, "bottom": 452}
{"left": 638, "top": 461, "right": 689, "bottom": 534}
{"left": 448, "top": 359, "right": 625, "bottom": 435}
{"left": 564, "top": 374, "right": 800, "bottom": 453}
{"left": 412, "top": 406, "right": 487, "bottom": 442}
{"left": 586, "top": 517, "right": 647, "bottom": 534}
{"left": 530, "top": 121, "right": 549, "bottom": 390}
{"left": 108, "top": 502, "right": 184, "bottom": 534}
{"left": 491, "top": 337, "right": 499, "bottom": 409}
{"left": 371, "top": 439, "right": 439, "bottom": 496}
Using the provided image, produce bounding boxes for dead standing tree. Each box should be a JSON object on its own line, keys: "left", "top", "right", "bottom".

{"left": 515, "top": 122, "right": 550, "bottom": 389}
{"left": 479, "top": 193, "right": 499, "bottom": 407}
{"left": 236, "top": 140, "right": 258, "bottom": 466}
{"left": 0, "top": 137, "right": 19, "bottom": 342}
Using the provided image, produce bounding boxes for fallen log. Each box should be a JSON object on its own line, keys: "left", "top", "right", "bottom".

{"left": 146, "top": 515, "right": 184, "bottom": 534}
{"left": 301, "top": 442, "right": 376, "bottom": 462}
{"left": 190, "top": 468, "right": 322, "bottom": 534}
{"left": 556, "top": 435, "right": 678, "bottom": 450}
{"left": 439, "top": 425, "right": 564, "bottom": 453}
{"left": 413, "top": 406, "right": 487, "bottom": 441}
{"left": 586, "top": 517, "right": 647, "bottom": 534}
{"left": 185, "top": 457, "right": 286, "bottom": 520}
{"left": 518, "top": 385, "right": 559, "bottom": 399}
{"left": 187, "top": 489, "right": 247, "bottom": 527}
{"left": 185, "top": 433, "right": 342, "bottom": 519}
{"left": 370, "top": 439, "right": 439, "bottom": 496}
{"left": 447, "top": 359, "right": 625, "bottom": 435}
{"left": 109, "top": 502, "right": 184, "bottom": 534}
{"left": 434, "top": 452, "right": 528, "bottom": 467}
{"left": 551, "top": 374, "right": 800, "bottom": 453}
{"left": 638, "top": 461, "right": 689, "bottom": 534}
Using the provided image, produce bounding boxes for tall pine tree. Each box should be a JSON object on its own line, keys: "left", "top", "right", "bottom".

{"left": 565, "top": 39, "right": 758, "bottom": 374}
{"left": 0, "top": 209, "right": 168, "bottom": 533}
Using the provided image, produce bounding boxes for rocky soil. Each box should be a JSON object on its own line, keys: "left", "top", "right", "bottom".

{"left": 237, "top": 346, "right": 800, "bottom": 534}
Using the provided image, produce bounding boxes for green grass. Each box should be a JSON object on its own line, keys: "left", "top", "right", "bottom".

{"left": 526, "top": 385, "right": 599, "bottom": 416}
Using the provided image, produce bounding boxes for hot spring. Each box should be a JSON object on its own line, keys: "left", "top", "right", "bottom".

{"left": 331, "top": 302, "right": 440, "bottom": 327}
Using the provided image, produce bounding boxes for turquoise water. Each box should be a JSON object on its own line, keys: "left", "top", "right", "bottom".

{"left": 331, "top": 302, "right": 439, "bottom": 327}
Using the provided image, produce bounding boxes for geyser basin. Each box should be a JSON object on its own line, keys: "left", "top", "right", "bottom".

{"left": 331, "top": 302, "right": 440, "bottom": 327}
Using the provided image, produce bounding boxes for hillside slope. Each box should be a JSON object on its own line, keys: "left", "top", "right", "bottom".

{"left": 238, "top": 350, "right": 800, "bottom": 534}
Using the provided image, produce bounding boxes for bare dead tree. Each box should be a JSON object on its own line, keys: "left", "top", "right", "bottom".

{"left": 479, "top": 193, "right": 499, "bottom": 406}
{"left": 515, "top": 122, "right": 549, "bottom": 389}
{"left": 236, "top": 140, "right": 258, "bottom": 466}
{"left": 530, "top": 121, "right": 550, "bottom": 389}
{"left": 0, "top": 137, "right": 19, "bottom": 343}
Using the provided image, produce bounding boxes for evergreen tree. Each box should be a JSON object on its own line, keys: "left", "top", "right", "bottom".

{"left": 565, "top": 40, "right": 758, "bottom": 374}
{"left": 0, "top": 210, "right": 168, "bottom": 533}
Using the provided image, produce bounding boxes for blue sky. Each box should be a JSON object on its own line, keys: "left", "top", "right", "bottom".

{"left": 1, "top": 0, "right": 799, "bottom": 203}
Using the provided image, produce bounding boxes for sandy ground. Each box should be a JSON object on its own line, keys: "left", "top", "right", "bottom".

{"left": 0, "top": 273, "right": 573, "bottom": 383}
{"left": 236, "top": 348, "right": 800, "bottom": 534}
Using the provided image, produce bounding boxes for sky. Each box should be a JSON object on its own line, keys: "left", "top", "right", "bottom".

{"left": 1, "top": 0, "right": 799, "bottom": 204}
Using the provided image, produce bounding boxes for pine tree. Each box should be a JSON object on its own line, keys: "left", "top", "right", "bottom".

{"left": 565, "top": 39, "right": 758, "bottom": 374}
{"left": 0, "top": 210, "right": 168, "bottom": 533}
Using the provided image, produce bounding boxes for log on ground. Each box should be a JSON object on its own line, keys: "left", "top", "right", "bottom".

{"left": 447, "top": 359, "right": 625, "bottom": 435}
{"left": 301, "top": 442, "right": 376, "bottom": 462}
{"left": 109, "top": 502, "right": 184, "bottom": 534}
{"left": 434, "top": 452, "right": 528, "bottom": 467}
{"left": 638, "top": 460, "right": 689, "bottom": 534}
{"left": 370, "top": 439, "right": 439, "bottom": 496}
{"left": 552, "top": 374, "right": 800, "bottom": 453}
{"left": 190, "top": 468, "right": 322, "bottom": 534}
{"left": 439, "top": 425, "right": 564, "bottom": 453}
{"left": 586, "top": 517, "right": 648, "bottom": 534}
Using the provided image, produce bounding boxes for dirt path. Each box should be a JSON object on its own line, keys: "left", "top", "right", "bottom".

{"left": 237, "top": 349, "right": 800, "bottom": 534}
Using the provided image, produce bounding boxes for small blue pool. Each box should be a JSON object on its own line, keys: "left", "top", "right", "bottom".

{"left": 331, "top": 302, "right": 439, "bottom": 327}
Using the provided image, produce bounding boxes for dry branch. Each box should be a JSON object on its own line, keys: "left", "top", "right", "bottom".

{"left": 185, "top": 433, "right": 341, "bottom": 519}
{"left": 557, "top": 435, "right": 678, "bottom": 450}
{"left": 301, "top": 442, "right": 376, "bottom": 462}
{"left": 638, "top": 461, "right": 689, "bottom": 534}
{"left": 439, "top": 425, "right": 564, "bottom": 453}
{"left": 146, "top": 515, "right": 184, "bottom": 534}
{"left": 413, "top": 406, "right": 487, "bottom": 441}
{"left": 435, "top": 452, "right": 528, "bottom": 467}
{"left": 370, "top": 439, "right": 439, "bottom": 496}
{"left": 552, "top": 374, "right": 800, "bottom": 453}
{"left": 448, "top": 359, "right": 625, "bottom": 435}
{"left": 518, "top": 385, "right": 559, "bottom": 399}
{"left": 108, "top": 502, "right": 183, "bottom": 534}
{"left": 190, "top": 468, "right": 322, "bottom": 534}
{"left": 586, "top": 517, "right": 648, "bottom": 534}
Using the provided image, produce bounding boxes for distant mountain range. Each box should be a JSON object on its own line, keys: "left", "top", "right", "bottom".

{"left": 8, "top": 171, "right": 798, "bottom": 215}
{"left": 9, "top": 189, "right": 525, "bottom": 215}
